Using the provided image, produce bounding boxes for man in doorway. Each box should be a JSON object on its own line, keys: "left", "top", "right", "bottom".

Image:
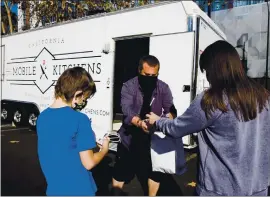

{"left": 111, "top": 55, "right": 184, "bottom": 196}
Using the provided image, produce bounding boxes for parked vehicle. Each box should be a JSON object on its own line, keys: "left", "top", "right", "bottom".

{"left": 1, "top": 1, "right": 226, "bottom": 150}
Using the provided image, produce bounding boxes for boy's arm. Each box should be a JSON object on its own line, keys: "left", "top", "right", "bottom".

{"left": 77, "top": 115, "right": 109, "bottom": 170}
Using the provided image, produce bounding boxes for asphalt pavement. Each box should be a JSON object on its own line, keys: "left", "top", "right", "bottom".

{"left": 1, "top": 124, "right": 199, "bottom": 196}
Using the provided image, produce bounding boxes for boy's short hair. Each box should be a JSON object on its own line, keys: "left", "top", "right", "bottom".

{"left": 54, "top": 67, "right": 96, "bottom": 103}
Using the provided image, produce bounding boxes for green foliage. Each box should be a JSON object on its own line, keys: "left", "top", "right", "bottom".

{"left": 1, "top": 0, "right": 157, "bottom": 34}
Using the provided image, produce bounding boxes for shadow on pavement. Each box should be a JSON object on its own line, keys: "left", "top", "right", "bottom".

{"left": 92, "top": 153, "right": 115, "bottom": 196}
{"left": 157, "top": 174, "right": 184, "bottom": 196}
{"left": 1, "top": 130, "right": 194, "bottom": 196}
{"left": 92, "top": 152, "right": 185, "bottom": 196}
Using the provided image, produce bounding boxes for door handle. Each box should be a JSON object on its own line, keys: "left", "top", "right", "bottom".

{"left": 182, "top": 85, "right": 191, "bottom": 92}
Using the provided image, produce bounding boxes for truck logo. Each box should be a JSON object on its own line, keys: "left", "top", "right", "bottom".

{"left": 40, "top": 62, "right": 48, "bottom": 80}
{"left": 5, "top": 47, "right": 102, "bottom": 94}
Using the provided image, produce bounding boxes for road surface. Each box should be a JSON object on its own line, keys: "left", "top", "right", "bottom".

{"left": 1, "top": 124, "right": 199, "bottom": 196}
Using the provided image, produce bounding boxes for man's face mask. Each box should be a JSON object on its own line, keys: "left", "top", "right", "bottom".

{"left": 138, "top": 74, "right": 158, "bottom": 92}
{"left": 73, "top": 100, "right": 88, "bottom": 111}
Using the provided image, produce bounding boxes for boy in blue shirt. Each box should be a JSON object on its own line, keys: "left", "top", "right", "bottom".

{"left": 37, "top": 67, "right": 110, "bottom": 196}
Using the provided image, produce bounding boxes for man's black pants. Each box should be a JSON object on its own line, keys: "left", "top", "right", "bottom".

{"left": 112, "top": 131, "right": 163, "bottom": 196}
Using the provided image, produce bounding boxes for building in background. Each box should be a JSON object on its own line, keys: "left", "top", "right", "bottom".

{"left": 211, "top": 2, "right": 270, "bottom": 89}
{"left": 194, "top": 0, "right": 265, "bottom": 13}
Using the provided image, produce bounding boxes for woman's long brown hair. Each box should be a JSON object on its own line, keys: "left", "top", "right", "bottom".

{"left": 200, "top": 40, "right": 270, "bottom": 122}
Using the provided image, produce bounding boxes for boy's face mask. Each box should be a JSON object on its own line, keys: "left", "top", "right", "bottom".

{"left": 73, "top": 100, "right": 88, "bottom": 111}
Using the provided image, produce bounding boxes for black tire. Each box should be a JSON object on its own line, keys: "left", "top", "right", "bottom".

{"left": 1, "top": 107, "right": 8, "bottom": 123}
{"left": 1, "top": 102, "right": 13, "bottom": 124}
{"left": 27, "top": 111, "right": 38, "bottom": 131}
{"left": 12, "top": 108, "right": 27, "bottom": 127}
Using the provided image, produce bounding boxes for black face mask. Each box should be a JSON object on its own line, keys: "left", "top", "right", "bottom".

{"left": 73, "top": 100, "right": 88, "bottom": 111}
{"left": 138, "top": 74, "right": 158, "bottom": 93}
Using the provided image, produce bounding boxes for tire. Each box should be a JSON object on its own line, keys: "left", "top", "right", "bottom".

{"left": 12, "top": 108, "right": 26, "bottom": 127}
{"left": 1, "top": 103, "right": 13, "bottom": 124}
{"left": 28, "top": 112, "right": 38, "bottom": 131}
{"left": 1, "top": 107, "right": 8, "bottom": 122}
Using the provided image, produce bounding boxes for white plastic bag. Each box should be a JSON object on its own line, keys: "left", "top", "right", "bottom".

{"left": 150, "top": 132, "right": 186, "bottom": 175}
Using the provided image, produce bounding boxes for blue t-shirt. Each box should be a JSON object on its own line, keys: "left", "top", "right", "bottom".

{"left": 37, "top": 106, "right": 97, "bottom": 196}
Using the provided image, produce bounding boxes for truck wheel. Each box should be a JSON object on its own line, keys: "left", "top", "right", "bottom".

{"left": 13, "top": 109, "right": 25, "bottom": 127}
{"left": 1, "top": 108, "right": 8, "bottom": 121}
{"left": 1, "top": 102, "right": 14, "bottom": 124}
{"left": 28, "top": 112, "right": 38, "bottom": 131}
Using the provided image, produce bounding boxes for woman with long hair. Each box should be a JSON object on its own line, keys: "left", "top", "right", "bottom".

{"left": 146, "top": 40, "right": 270, "bottom": 196}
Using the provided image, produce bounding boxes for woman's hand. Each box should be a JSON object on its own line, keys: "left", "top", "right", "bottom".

{"left": 146, "top": 112, "right": 161, "bottom": 125}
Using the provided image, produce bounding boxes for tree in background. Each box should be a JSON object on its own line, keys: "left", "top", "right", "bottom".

{"left": 31, "top": 0, "right": 155, "bottom": 25}
{"left": 1, "top": 0, "right": 19, "bottom": 34}
{"left": 1, "top": 0, "right": 158, "bottom": 34}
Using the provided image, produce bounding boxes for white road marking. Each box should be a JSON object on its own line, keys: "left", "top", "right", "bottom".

{"left": 1, "top": 127, "right": 29, "bottom": 132}
{"left": 0, "top": 124, "right": 13, "bottom": 128}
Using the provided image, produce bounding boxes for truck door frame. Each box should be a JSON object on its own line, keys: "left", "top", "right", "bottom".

{"left": 112, "top": 33, "right": 152, "bottom": 121}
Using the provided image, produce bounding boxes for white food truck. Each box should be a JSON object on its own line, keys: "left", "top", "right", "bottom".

{"left": 1, "top": 1, "right": 226, "bottom": 150}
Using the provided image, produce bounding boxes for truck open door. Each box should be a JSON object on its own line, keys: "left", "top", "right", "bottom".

{"left": 195, "top": 18, "right": 225, "bottom": 96}
{"left": 149, "top": 32, "right": 197, "bottom": 148}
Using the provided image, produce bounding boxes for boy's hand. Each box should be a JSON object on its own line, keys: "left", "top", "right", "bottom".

{"left": 99, "top": 135, "right": 110, "bottom": 153}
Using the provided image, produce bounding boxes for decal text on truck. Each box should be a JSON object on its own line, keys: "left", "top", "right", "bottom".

{"left": 6, "top": 47, "right": 102, "bottom": 94}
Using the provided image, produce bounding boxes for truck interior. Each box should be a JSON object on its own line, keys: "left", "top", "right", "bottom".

{"left": 113, "top": 37, "right": 149, "bottom": 123}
